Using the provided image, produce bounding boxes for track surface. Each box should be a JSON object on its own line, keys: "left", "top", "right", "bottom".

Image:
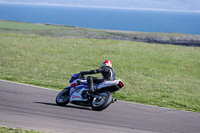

{"left": 0, "top": 80, "right": 200, "bottom": 133}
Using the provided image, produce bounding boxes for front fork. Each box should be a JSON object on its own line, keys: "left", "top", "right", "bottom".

{"left": 65, "top": 86, "right": 71, "bottom": 90}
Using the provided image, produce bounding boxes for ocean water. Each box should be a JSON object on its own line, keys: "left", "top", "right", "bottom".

{"left": 0, "top": 3, "right": 200, "bottom": 35}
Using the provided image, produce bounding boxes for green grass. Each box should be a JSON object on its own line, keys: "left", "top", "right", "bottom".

{"left": 0, "top": 20, "right": 107, "bottom": 38}
{"left": 0, "top": 126, "right": 43, "bottom": 133}
{"left": 1, "top": 20, "right": 200, "bottom": 44}
{"left": 0, "top": 20, "right": 64, "bottom": 30}
{"left": 0, "top": 31, "right": 200, "bottom": 112}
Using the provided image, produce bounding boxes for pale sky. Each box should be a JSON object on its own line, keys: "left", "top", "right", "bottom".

{"left": 0, "top": 0, "right": 200, "bottom": 12}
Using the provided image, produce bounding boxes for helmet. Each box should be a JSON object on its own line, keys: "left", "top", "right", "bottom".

{"left": 102, "top": 60, "right": 112, "bottom": 67}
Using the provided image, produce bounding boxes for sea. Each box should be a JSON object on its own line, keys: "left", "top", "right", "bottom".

{"left": 0, "top": 3, "right": 200, "bottom": 35}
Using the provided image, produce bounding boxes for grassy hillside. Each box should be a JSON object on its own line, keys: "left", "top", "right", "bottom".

{"left": 1, "top": 20, "right": 200, "bottom": 46}
{"left": 0, "top": 21, "right": 200, "bottom": 112}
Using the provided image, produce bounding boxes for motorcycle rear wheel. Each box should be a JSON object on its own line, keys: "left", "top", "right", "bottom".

{"left": 91, "top": 91, "right": 113, "bottom": 111}
{"left": 56, "top": 89, "right": 70, "bottom": 106}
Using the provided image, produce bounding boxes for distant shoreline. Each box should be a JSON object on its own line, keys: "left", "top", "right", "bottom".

{"left": 1, "top": 20, "right": 200, "bottom": 47}
{"left": 1, "top": 2, "right": 200, "bottom": 13}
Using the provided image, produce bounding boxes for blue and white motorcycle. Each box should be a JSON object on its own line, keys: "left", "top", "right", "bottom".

{"left": 56, "top": 73, "right": 124, "bottom": 111}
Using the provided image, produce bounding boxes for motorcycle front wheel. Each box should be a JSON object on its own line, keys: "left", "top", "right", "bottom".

{"left": 91, "top": 91, "right": 113, "bottom": 111}
{"left": 56, "top": 88, "right": 70, "bottom": 106}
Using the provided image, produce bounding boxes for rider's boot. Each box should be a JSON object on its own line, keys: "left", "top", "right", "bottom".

{"left": 82, "top": 89, "right": 94, "bottom": 98}
{"left": 87, "top": 89, "right": 94, "bottom": 96}
{"left": 88, "top": 89, "right": 103, "bottom": 101}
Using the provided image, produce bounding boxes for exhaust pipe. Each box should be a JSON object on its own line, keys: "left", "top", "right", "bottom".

{"left": 112, "top": 98, "right": 117, "bottom": 103}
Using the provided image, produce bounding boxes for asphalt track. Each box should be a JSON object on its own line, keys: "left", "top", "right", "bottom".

{"left": 0, "top": 80, "right": 200, "bottom": 133}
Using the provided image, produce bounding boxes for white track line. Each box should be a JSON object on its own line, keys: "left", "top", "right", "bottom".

{"left": 0, "top": 79, "right": 60, "bottom": 92}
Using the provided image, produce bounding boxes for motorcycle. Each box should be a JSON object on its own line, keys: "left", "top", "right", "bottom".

{"left": 56, "top": 73, "right": 124, "bottom": 111}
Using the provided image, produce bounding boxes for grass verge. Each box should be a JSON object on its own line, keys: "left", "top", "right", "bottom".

{"left": 0, "top": 126, "right": 43, "bottom": 133}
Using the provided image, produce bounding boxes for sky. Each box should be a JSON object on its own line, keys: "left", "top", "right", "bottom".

{"left": 0, "top": 0, "right": 200, "bottom": 12}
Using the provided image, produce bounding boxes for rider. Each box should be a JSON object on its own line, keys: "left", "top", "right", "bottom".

{"left": 79, "top": 60, "right": 116, "bottom": 95}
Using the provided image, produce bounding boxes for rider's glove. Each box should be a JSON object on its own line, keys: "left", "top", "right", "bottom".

{"left": 79, "top": 71, "right": 85, "bottom": 76}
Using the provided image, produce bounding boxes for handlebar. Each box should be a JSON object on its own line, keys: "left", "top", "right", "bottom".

{"left": 78, "top": 72, "right": 85, "bottom": 80}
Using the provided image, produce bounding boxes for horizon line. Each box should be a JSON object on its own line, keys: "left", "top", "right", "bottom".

{"left": 1, "top": 2, "right": 200, "bottom": 13}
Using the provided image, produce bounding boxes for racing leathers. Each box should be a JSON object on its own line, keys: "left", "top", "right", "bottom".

{"left": 80, "top": 66, "right": 116, "bottom": 93}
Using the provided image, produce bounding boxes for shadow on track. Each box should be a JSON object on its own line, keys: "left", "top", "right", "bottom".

{"left": 34, "top": 102, "right": 92, "bottom": 111}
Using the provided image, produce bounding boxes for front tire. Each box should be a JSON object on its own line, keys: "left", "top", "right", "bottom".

{"left": 91, "top": 91, "right": 113, "bottom": 111}
{"left": 56, "top": 88, "right": 70, "bottom": 106}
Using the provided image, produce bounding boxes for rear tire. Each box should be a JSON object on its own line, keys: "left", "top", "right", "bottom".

{"left": 91, "top": 91, "right": 113, "bottom": 111}
{"left": 56, "top": 89, "right": 70, "bottom": 106}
